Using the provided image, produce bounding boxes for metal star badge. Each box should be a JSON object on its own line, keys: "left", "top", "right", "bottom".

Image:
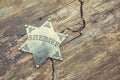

{"left": 19, "top": 19, "right": 68, "bottom": 67}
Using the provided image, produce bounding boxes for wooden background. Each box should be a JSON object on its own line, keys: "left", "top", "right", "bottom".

{"left": 0, "top": 0, "right": 120, "bottom": 80}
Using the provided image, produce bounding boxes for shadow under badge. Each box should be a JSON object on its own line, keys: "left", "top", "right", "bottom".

{"left": 19, "top": 19, "right": 68, "bottom": 67}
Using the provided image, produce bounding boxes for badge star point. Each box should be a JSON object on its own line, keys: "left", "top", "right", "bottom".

{"left": 19, "top": 20, "right": 67, "bottom": 67}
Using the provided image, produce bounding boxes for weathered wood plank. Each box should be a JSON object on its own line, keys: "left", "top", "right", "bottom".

{"left": 0, "top": 0, "right": 77, "bottom": 80}
{"left": 54, "top": 0, "right": 120, "bottom": 80}
{"left": 0, "top": 0, "right": 120, "bottom": 80}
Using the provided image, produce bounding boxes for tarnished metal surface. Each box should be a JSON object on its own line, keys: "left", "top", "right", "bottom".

{"left": 19, "top": 20, "right": 68, "bottom": 67}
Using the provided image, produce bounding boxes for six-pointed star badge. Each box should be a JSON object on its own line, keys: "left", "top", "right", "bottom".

{"left": 19, "top": 19, "right": 68, "bottom": 67}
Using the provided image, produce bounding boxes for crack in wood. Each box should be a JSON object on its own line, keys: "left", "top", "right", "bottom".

{"left": 50, "top": 58, "right": 55, "bottom": 80}
{"left": 60, "top": 0, "right": 86, "bottom": 34}
{"left": 60, "top": 34, "right": 82, "bottom": 47}
{"left": 60, "top": 0, "right": 86, "bottom": 47}
{"left": 79, "top": 0, "right": 86, "bottom": 30}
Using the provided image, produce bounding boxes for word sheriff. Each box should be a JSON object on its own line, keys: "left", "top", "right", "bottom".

{"left": 28, "top": 35, "right": 60, "bottom": 47}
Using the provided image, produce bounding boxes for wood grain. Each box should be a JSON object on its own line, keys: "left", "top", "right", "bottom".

{"left": 0, "top": 0, "right": 120, "bottom": 80}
